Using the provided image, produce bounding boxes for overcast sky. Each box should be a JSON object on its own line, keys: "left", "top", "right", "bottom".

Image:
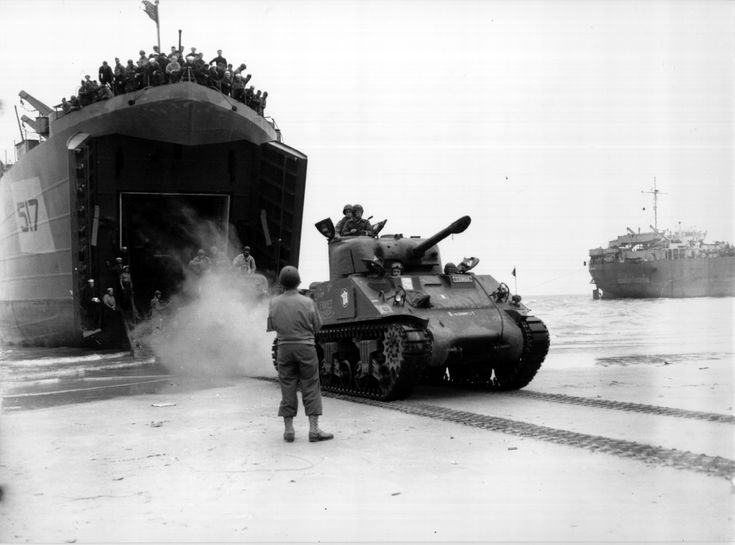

{"left": 0, "top": 0, "right": 732, "bottom": 295}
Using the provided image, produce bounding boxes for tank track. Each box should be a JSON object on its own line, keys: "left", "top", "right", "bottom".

{"left": 443, "top": 315, "right": 550, "bottom": 391}
{"left": 316, "top": 321, "right": 432, "bottom": 401}
{"left": 493, "top": 315, "right": 550, "bottom": 390}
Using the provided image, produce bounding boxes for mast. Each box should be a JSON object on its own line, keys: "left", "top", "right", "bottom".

{"left": 641, "top": 177, "right": 665, "bottom": 231}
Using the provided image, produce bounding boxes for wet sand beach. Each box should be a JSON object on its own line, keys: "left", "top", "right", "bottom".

{"left": 1, "top": 353, "right": 732, "bottom": 543}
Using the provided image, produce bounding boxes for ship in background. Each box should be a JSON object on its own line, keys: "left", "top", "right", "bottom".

{"left": 0, "top": 51, "right": 307, "bottom": 347}
{"left": 588, "top": 180, "right": 735, "bottom": 299}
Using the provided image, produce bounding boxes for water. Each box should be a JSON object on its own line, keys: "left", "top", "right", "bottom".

{"left": 1, "top": 295, "right": 733, "bottom": 407}
{"left": 526, "top": 294, "right": 734, "bottom": 369}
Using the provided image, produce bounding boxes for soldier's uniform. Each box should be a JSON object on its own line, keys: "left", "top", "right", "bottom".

{"left": 268, "top": 289, "right": 323, "bottom": 420}
{"left": 341, "top": 217, "right": 372, "bottom": 236}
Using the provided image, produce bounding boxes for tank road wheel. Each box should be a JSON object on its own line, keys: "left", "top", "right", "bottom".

{"left": 493, "top": 316, "right": 550, "bottom": 390}
{"left": 336, "top": 358, "right": 353, "bottom": 388}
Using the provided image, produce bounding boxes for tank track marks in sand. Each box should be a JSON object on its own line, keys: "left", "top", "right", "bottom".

{"left": 317, "top": 322, "right": 432, "bottom": 401}
{"left": 321, "top": 393, "right": 735, "bottom": 480}
{"left": 515, "top": 390, "right": 735, "bottom": 424}
{"left": 441, "top": 315, "right": 550, "bottom": 391}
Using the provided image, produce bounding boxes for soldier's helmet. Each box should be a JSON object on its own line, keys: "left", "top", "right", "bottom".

{"left": 444, "top": 262, "right": 457, "bottom": 274}
{"left": 279, "top": 266, "right": 301, "bottom": 289}
{"left": 352, "top": 204, "right": 364, "bottom": 213}
{"left": 342, "top": 204, "right": 353, "bottom": 214}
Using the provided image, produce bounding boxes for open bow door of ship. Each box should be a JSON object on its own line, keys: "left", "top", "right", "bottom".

{"left": 242, "top": 141, "right": 307, "bottom": 279}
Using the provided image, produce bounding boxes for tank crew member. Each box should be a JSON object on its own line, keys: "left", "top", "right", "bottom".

{"left": 390, "top": 262, "right": 403, "bottom": 277}
{"left": 334, "top": 204, "right": 353, "bottom": 235}
{"left": 232, "top": 245, "right": 256, "bottom": 274}
{"left": 267, "top": 266, "right": 332, "bottom": 443}
{"left": 188, "top": 249, "right": 212, "bottom": 276}
{"left": 342, "top": 203, "right": 372, "bottom": 236}
{"left": 81, "top": 278, "right": 101, "bottom": 329}
{"left": 98, "top": 61, "right": 113, "bottom": 89}
{"left": 443, "top": 262, "right": 458, "bottom": 275}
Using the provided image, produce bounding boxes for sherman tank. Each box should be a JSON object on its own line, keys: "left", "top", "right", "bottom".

{"left": 306, "top": 215, "right": 550, "bottom": 400}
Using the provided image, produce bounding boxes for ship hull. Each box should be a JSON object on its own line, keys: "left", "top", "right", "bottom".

{"left": 1, "top": 83, "right": 307, "bottom": 347}
{"left": 589, "top": 257, "right": 735, "bottom": 299}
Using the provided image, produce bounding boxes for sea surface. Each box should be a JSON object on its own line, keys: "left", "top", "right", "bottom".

{"left": 1, "top": 294, "right": 733, "bottom": 408}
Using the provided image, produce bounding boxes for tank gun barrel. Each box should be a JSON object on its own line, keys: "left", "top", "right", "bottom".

{"left": 410, "top": 215, "right": 471, "bottom": 259}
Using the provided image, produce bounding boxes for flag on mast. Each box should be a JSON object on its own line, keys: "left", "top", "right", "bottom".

{"left": 512, "top": 267, "right": 516, "bottom": 277}
{"left": 142, "top": 0, "right": 159, "bottom": 23}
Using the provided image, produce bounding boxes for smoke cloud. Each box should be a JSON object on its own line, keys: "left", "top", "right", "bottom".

{"left": 130, "top": 213, "right": 277, "bottom": 379}
{"left": 137, "top": 269, "right": 276, "bottom": 378}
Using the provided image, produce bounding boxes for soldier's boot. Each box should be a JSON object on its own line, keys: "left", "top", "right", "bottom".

{"left": 283, "top": 416, "right": 295, "bottom": 443}
{"left": 308, "top": 415, "right": 333, "bottom": 442}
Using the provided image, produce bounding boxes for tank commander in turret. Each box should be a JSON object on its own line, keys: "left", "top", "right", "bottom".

{"left": 390, "top": 262, "right": 404, "bottom": 277}
{"left": 334, "top": 204, "right": 353, "bottom": 235}
{"left": 341, "top": 203, "right": 372, "bottom": 236}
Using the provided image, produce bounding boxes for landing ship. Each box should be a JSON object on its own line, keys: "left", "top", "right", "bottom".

{"left": 1, "top": 63, "right": 307, "bottom": 347}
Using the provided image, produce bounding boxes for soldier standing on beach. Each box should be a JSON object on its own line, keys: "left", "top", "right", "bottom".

{"left": 267, "top": 266, "right": 332, "bottom": 443}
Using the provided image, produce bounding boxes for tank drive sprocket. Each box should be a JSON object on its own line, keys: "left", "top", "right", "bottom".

{"left": 316, "top": 321, "right": 432, "bottom": 401}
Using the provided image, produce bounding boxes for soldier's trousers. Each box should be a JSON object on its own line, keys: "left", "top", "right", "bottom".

{"left": 276, "top": 343, "right": 323, "bottom": 417}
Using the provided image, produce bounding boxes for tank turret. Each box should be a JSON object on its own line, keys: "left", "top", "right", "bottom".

{"left": 322, "top": 215, "right": 472, "bottom": 281}
{"left": 289, "top": 214, "right": 550, "bottom": 401}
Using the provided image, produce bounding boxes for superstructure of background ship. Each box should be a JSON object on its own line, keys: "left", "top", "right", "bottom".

{"left": 0, "top": 60, "right": 307, "bottom": 347}
{"left": 588, "top": 183, "right": 735, "bottom": 299}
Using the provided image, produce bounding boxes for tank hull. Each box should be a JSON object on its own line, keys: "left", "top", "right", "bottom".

{"left": 1, "top": 83, "right": 308, "bottom": 347}
{"left": 589, "top": 257, "right": 735, "bottom": 299}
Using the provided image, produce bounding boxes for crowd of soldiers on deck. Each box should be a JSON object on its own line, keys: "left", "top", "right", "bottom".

{"left": 58, "top": 46, "right": 268, "bottom": 116}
